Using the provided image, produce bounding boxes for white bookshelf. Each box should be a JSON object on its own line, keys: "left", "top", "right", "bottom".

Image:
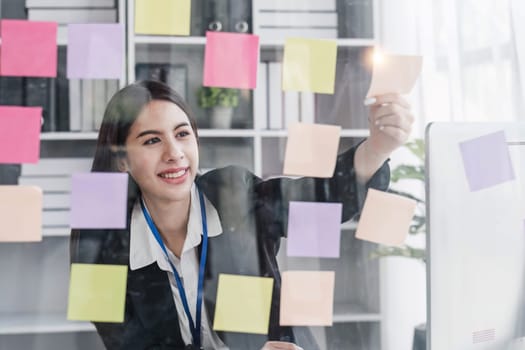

{"left": 133, "top": 35, "right": 376, "bottom": 48}
{"left": 0, "top": 313, "right": 95, "bottom": 335}
{"left": 333, "top": 304, "right": 382, "bottom": 323}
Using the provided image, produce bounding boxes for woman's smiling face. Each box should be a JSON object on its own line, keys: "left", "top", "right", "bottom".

{"left": 122, "top": 99, "right": 199, "bottom": 205}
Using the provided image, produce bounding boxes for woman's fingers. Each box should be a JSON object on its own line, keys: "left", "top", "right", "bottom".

{"left": 374, "top": 113, "right": 413, "bottom": 134}
{"left": 366, "top": 93, "right": 411, "bottom": 109}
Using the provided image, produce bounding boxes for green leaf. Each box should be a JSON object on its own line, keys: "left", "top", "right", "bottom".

{"left": 391, "top": 165, "right": 425, "bottom": 182}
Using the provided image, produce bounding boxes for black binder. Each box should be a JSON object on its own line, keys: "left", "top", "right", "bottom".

{"left": 201, "top": 0, "right": 252, "bottom": 34}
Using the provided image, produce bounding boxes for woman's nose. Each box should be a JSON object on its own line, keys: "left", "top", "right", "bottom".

{"left": 163, "top": 140, "right": 184, "bottom": 162}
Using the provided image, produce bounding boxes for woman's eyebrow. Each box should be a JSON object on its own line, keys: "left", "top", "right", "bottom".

{"left": 135, "top": 122, "right": 189, "bottom": 139}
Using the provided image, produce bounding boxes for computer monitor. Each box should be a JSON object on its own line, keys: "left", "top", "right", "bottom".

{"left": 426, "top": 122, "right": 525, "bottom": 350}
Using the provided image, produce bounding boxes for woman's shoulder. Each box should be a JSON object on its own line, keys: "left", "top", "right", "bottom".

{"left": 196, "top": 165, "right": 262, "bottom": 190}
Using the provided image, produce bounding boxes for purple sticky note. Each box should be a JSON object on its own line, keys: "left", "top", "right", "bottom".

{"left": 0, "top": 106, "right": 42, "bottom": 164}
{"left": 287, "top": 201, "right": 342, "bottom": 258}
{"left": 67, "top": 24, "right": 124, "bottom": 79}
{"left": 0, "top": 20, "right": 57, "bottom": 77}
{"left": 459, "top": 130, "right": 515, "bottom": 191}
{"left": 203, "top": 31, "right": 259, "bottom": 89}
{"left": 71, "top": 173, "right": 128, "bottom": 229}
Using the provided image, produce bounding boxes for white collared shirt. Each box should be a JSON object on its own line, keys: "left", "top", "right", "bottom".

{"left": 130, "top": 184, "right": 228, "bottom": 350}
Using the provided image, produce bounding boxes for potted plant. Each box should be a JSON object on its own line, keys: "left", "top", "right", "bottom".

{"left": 197, "top": 86, "right": 240, "bottom": 129}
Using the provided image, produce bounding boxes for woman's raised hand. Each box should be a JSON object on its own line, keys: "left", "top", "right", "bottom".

{"left": 364, "top": 93, "right": 414, "bottom": 158}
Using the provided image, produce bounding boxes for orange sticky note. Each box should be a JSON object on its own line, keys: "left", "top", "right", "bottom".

{"left": 366, "top": 53, "right": 422, "bottom": 98}
{"left": 203, "top": 31, "right": 260, "bottom": 89}
{"left": 0, "top": 20, "right": 57, "bottom": 77}
{"left": 0, "top": 106, "right": 42, "bottom": 164}
{"left": 0, "top": 186, "right": 42, "bottom": 242}
{"left": 282, "top": 38, "right": 337, "bottom": 94}
{"left": 213, "top": 274, "right": 274, "bottom": 334}
{"left": 283, "top": 123, "right": 341, "bottom": 178}
{"left": 355, "top": 188, "right": 417, "bottom": 246}
{"left": 280, "top": 271, "right": 335, "bottom": 326}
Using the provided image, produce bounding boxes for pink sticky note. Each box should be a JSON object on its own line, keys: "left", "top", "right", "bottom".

{"left": 0, "top": 186, "right": 42, "bottom": 242}
{"left": 203, "top": 31, "right": 259, "bottom": 89}
{"left": 283, "top": 123, "right": 341, "bottom": 178}
{"left": 0, "top": 20, "right": 57, "bottom": 77}
{"left": 0, "top": 106, "right": 42, "bottom": 164}
{"left": 355, "top": 188, "right": 416, "bottom": 246}
{"left": 280, "top": 271, "right": 335, "bottom": 326}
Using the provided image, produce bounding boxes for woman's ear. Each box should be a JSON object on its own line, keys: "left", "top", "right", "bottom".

{"left": 117, "top": 158, "right": 129, "bottom": 173}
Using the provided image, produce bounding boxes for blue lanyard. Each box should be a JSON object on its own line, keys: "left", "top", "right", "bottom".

{"left": 140, "top": 189, "right": 208, "bottom": 349}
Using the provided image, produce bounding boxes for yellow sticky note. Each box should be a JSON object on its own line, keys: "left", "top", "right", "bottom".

{"left": 283, "top": 122, "right": 341, "bottom": 178}
{"left": 134, "top": 0, "right": 191, "bottom": 36}
{"left": 355, "top": 188, "right": 417, "bottom": 246}
{"left": 0, "top": 186, "right": 42, "bottom": 242}
{"left": 366, "top": 53, "right": 423, "bottom": 97}
{"left": 67, "top": 264, "right": 128, "bottom": 323}
{"left": 213, "top": 274, "right": 274, "bottom": 334}
{"left": 280, "top": 271, "right": 334, "bottom": 326}
{"left": 282, "top": 38, "right": 337, "bottom": 94}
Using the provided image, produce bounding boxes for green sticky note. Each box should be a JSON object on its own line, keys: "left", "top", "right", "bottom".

{"left": 282, "top": 38, "right": 337, "bottom": 94}
{"left": 134, "top": 0, "right": 191, "bottom": 36}
{"left": 67, "top": 264, "right": 128, "bottom": 323}
{"left": 213, "top": 274, "right": 274, "bottom": 334}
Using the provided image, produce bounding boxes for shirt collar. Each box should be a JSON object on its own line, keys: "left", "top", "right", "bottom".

{"left": 129, "top": 184, "right": 223, "bottom": 271}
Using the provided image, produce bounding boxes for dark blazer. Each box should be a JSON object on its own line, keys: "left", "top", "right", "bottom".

{"left": 70, "top": 145, "right": 390, "bottom": 350}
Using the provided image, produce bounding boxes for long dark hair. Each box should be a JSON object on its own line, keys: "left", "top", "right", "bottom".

{"left": 91, "top": 80, "right": 199, "bottom": 210}
{"left": 92, "top": 80, "right": 198, "bottom": 172}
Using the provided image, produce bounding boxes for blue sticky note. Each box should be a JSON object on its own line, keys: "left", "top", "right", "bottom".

{"left": 287, "top": 201, "right": 342, "bottom": 258}
{"left": 459, "top": 130, "right": 515, "bottom": 191}
{"left": 70, "top": 173, "right": 128, "bottom": 229}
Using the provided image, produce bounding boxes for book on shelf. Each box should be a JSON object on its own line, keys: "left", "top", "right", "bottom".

{"left": 254, "top": 62, "right": 268, "bottom": 129}
{"left": 0, "top": 77, "right": 24, "bottom": 106}
{"left": 24, "top": 78, "right": 55, "bottom": 132}
{"left": 283, "top": 91, "right": 299, "bottom": 129}
{"left": 81, "top": 80, "right": 94, "bottom": 131}
{"left": 27, "top": 8, "right": 117, "bottom": 24}
{"left": 135, "top": 63, "right": 188, "bottom": 100}
{"left": 300, "top": 92, "right": 316, "bottom": 124}
{"left": 93, "top": 80, "right": 106, "bottom": 130}
{"left": 55, "top": 46, "right": 70, "bottom": 131}
{"left": 69, "top": 79, "right": 82, "bottom": 131}
{"left": 0, "top": 164, "right": 22, "bottom": 185}
{"left": 268, "top": 62, "right": 283, "bottom": 129}
{"left": 336, "top": 0, "right": 374, "bottom": 38}
{"left": 253, "top": 0, "right": 337, "bottom": 40}
{"left": 25, "top": 0, "right": 115, "bottom": 8}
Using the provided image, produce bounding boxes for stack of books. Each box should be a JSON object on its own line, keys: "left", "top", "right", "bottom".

{"left": 18, "top": 158, "right": 93, "bottom": 235}
{"left": 252, "top": 0, "right": 338, "bottom": 41}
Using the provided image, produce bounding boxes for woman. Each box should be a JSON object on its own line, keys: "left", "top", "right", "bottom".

{"left": 70, "top": 80, "right": 413, "bottom": 350}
